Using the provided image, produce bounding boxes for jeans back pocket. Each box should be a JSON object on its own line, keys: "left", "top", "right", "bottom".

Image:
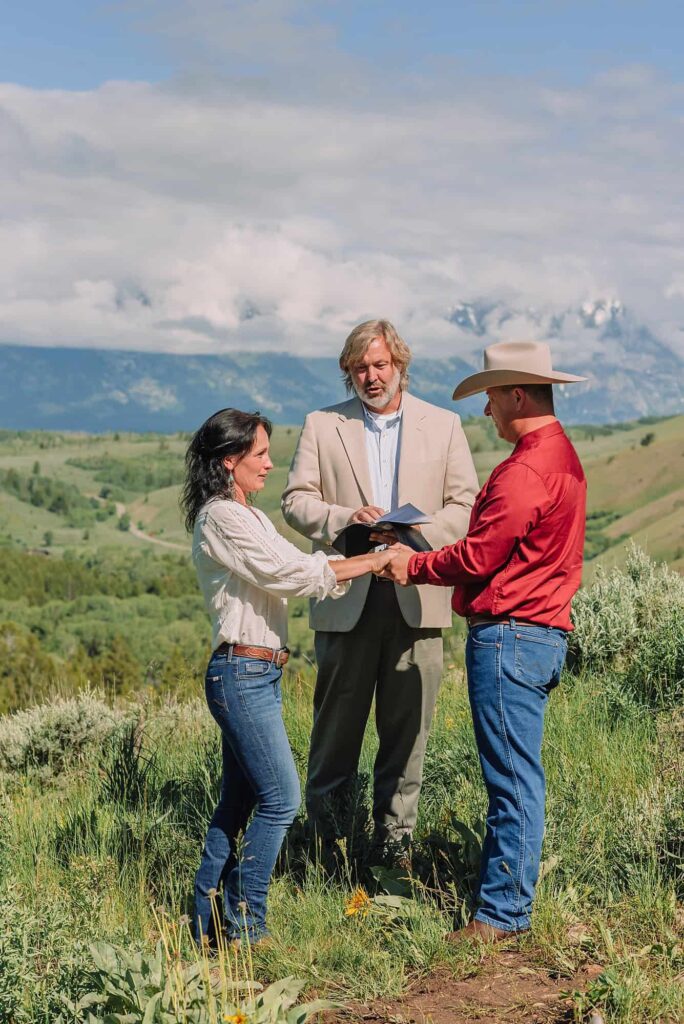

{"left": 514, "top": 631, "right": 565, "bottom": 687}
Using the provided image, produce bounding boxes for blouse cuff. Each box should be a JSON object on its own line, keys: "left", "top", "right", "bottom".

{"left": 320, "top": 553, "right": 350, "bottom": 599}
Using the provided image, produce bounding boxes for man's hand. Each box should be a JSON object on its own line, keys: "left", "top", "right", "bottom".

{"left": 367, "top": 548, "right": 396, "bottom": 575}
{"left": 380, "top": 544, "right": 414, "bottom": 586}
{"left": 349, "top": 506, "right": 385, "bottom": 525}
{"left": 369, "top": 524, "right": 421, "bottom": 545}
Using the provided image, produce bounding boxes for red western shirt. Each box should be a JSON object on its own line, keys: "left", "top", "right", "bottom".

{"left": 407, "top": 422, "right": 586, "bottom": 631}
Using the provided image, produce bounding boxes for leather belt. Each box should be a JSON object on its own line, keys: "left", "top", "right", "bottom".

{"left": 467, "top": 616, "right": 544, "bottom": 629}
{"left": 215, "top": 642, "right": 290, "bottom": 668}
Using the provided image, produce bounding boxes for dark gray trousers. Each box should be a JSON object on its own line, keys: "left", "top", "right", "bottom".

{"left": 306, "top": 578, "right": 443, "bottom": 839}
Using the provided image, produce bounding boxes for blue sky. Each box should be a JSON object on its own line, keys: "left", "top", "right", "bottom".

{"left": 3, "top": 1, "right": 683, "bottom": 90}
{"left": 1, "top": 2, "right": 683, "bottom": 359}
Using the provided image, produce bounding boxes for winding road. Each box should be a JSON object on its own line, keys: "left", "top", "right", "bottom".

{"left": 114, "top": 502, "right": 187, "bottom": 552}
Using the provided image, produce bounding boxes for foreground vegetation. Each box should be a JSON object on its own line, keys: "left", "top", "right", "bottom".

{"left": 0, "top": 421, "right": 682, "bottom": 1020}
{"left": 0, "top": 548, "right": 682, "bottom": 1022}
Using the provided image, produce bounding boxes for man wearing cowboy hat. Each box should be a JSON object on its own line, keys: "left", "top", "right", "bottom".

{"left": 381, "top": 341, "right": 587, "bottom": 941}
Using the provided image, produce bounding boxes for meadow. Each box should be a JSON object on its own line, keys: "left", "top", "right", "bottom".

{"left": 0, "top": 417, "right": 683, "bottom": 1022}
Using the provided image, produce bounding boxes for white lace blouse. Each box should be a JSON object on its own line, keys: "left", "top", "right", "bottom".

{"left": 192, "top": 498, "right": 348, "bottom": 651}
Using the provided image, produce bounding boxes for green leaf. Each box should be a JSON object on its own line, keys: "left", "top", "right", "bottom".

{"left": 142, "top": 990, "right": 163, "bottom": 1024}
{"left": 538, "top": 854, "right": 561, "bottom": 881}
{"left": 449, "top": 817, "right": 482, "bottom": 849}
{"left": 259, "top": 976, "right": 304, "bottom": 1012}
{"left": 372, "top": 893, "right": 403, "bottom": 908}
{"left": 286, "top": 999, "right": 341, "bottom": 1024}
{"left": 77, "top": 993, "right": 108, "bottom": 1010}
{"left": 369, "top": 865, "right": 413, "bottom": 897}
{"left": 90, "top": 941, "right": 121, "bottom": 975}
{"left": 148, "top": 942, "right": 164, "bottom": 990}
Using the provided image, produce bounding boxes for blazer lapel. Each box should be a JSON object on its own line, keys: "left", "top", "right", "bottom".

{"left": 336, "top": 398, "right": 373, "bottom": 506}
{"left": 397, "top": 392, "right": 426, "bottom": 502}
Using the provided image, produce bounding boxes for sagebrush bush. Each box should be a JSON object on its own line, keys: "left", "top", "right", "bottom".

{"left": 570, "top": 545, "right": 684, "bottom": 707}
{"left": 0, "top": 689, "right": 135, "bottom": 775}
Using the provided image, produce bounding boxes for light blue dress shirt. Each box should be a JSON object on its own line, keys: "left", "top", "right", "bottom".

{"left": 362, "top": 402, "right": 403, "bottom": 512}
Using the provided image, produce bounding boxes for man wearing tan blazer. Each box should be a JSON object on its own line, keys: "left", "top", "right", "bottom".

{"left": 282, "top": 319, "right": 479, "bottom": 842}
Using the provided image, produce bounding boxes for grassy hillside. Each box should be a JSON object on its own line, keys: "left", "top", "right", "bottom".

{"left": 1, "top": 414, "right": 682, "bottom": 561}
{"left": 0, "top": 415, "right": 681, "bottom": 710}
{"left": 575, "top": 416, "right": 684, "bottom": 575}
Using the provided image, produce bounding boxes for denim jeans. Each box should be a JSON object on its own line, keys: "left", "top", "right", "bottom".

{"left": 466, "top": 620, "right": 567, "bottom": 932}
{"left": 194, "top": 650, "right": 301, "bottom": 943}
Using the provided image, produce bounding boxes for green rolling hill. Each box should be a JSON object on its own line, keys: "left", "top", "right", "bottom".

{"left": 1, "top": 414, "right": 682, "bottom": 568}
{"left": 0, "top": 414, "right": 681, "bottom": 711}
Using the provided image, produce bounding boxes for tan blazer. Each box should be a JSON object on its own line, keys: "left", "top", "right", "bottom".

{"left": 281, "top": 392, "right": 479, "bottom": 631}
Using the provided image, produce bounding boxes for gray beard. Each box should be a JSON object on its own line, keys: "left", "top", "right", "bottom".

{"left": 353, "top": 368, "right": 401, "bottom": 411}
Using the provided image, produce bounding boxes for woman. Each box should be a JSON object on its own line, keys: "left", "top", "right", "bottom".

{"left": 181, "top": 407, "right": 392, "bottom": 946}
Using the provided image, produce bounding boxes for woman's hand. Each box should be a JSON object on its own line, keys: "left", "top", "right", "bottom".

{"left": 367, "top": 548, "right": 396, "bottom": 575}
{"left": 330, "top": 547, "right": 398, "bottom": 582}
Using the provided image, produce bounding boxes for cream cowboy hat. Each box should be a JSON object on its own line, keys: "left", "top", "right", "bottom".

{"left": 453, "top": 341, "right": 587, "bottom": 400}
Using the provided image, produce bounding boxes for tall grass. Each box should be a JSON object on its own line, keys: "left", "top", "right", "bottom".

{"left": 0, "top": 548, "right": 682, "bottom": 1022}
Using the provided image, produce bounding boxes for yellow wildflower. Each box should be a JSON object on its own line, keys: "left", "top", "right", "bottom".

{"left": 224, "top": 1011, "right": 248, "bottom": 1024}
{"left": 445, "top": 716, "right": 455, "bottom": 729}
{"left": 344, "top": 886, "right": 371, "bottom": 918}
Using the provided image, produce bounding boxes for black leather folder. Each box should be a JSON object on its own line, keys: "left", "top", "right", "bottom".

{"left": 331, "top": 519, "right": 433, "bottom": 557}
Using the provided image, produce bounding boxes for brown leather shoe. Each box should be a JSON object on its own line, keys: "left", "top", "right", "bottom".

{"left": 445, "top": 919, "right": 523, "bottom": 944}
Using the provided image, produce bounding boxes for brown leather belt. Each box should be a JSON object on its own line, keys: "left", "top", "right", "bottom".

{"left": 215, "top": 642, "right": 290, "bottom": 668}
{"left": 467, "top": 616, "right": 544, "bottom": 629}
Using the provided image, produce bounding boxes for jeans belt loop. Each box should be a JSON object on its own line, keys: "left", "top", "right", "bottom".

{"left": 509, "top": 616, "right": 516, "bottom": 629}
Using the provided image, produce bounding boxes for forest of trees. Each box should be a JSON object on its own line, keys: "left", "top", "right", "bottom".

{"left": 0, "top": 467, "right": 114, "bottom": 527}
{"left": 66, "top": 450, "right": 187, "bottom": 492}
{"left": 0, "top": 548, "right": 206, "bottom": 713}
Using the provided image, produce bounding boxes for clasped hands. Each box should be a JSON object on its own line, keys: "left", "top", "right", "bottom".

{"left": 369, "top": 542, "right": 414, "bottom": 585}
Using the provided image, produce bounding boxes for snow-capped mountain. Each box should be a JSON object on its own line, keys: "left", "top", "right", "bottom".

{"left": 443, "top": 297, "right": 683, "bottom": 421}
{"left": 0, "top": 297, "right": 681, "bottom": 430}
{"left": 450, "top": 296, "right": 630, "bottom": 340}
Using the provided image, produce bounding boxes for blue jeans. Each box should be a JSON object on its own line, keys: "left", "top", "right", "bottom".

{"left": 194, "top": 650, "right": 301, "bottom": 943}
{"left": 466, "top": 620, "right": 567, "bottom": 932}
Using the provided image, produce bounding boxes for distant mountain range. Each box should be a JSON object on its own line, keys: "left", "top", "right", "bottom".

{"left": 1, "top": 300, "right": 682, "bottom": 429}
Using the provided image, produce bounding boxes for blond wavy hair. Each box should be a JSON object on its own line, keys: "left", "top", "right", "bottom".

{"left": 339, "top": 319, "right": 412, "bottom": 392}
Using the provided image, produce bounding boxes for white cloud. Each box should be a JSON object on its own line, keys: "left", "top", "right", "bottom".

{"left": 1, "top": 38, "right": 684, "bottom": 361}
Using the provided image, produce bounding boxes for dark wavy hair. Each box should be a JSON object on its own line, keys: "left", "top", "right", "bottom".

{"left": 181, "top": 408, "right": 272, "bottom": 532}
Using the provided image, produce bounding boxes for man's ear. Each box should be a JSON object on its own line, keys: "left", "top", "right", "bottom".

{"left": 513, "top": 386, "right": 526, "bottom": 409}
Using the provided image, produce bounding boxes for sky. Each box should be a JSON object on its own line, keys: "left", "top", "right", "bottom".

{"left": 1, "top": 1, "right": 684, "bottom": 359}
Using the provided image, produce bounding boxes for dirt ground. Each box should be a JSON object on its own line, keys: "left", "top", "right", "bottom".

{"left": 329, "top": 949, "right": 604, "bottom": 1024}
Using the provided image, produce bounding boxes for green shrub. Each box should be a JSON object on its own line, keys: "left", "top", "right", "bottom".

{"left": 68, "top": 937, "right": 336, "bottom": 1024}
{"left": 0, "top": 691, "right": 133, "bottom": 775}
{"left": 570, "top": 545, "right": 684, "bottom": 707}
{"left": 0, "top": 881, "right": 94, "bottom": 1024}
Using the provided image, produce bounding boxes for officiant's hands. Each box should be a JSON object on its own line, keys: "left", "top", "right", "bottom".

{"left": 378, "top": 544, "right": 414, "bottom": 586}
{"left": 369, "top": 524, "right": 421, "bottom": 545}
{"left": 349, "top": 505, "right": 385, "bottom": 525}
